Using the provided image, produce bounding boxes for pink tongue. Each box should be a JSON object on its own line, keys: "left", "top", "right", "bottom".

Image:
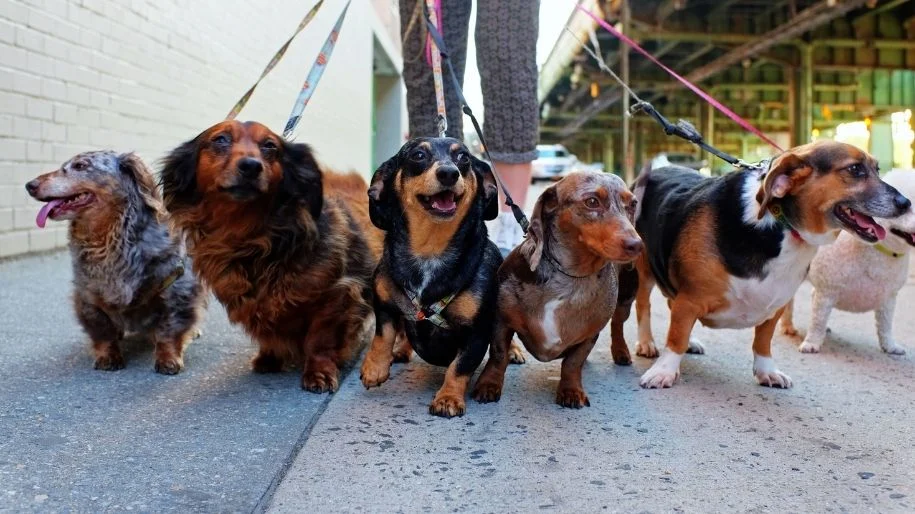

{"left": 851, "top": 210, "right": 886, "bottom": 240}
{"left": 36, "top": 199, "right": 64, "bottom": 228}
{"left": 431, "top": 194, "right": 456, "bottom": 212}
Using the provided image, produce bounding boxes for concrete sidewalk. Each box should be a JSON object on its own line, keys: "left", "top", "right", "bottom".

{"left": 0, "top": 252, "right": 335, "bottom": 513}
{"left": 267, "top": 279, "right": 915, "bottom": 512}
{"left": 3, "top": 251, "right": 915, "bottom": 513}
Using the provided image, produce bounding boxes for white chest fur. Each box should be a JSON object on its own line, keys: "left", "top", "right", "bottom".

{"left": 704, "top": 238, "right": 818, "bottom": 329}
{"left": 539, "top": 299, "right": 563, "bottom": 351}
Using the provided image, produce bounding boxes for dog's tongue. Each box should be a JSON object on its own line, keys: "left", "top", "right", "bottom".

{"left": 852, "top": 210, "right": 887, "bottom": 240}
{"left": 36, "top": 199, "right": 63, "bottom": 228}
{"left": 431, "top": 192, "right": 456, "bottom": 212}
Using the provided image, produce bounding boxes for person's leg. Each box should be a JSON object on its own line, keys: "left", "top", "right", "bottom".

{"left": 400, "top": 0, "right": 471, "bottom": 139}
{"left": 476, "top": 0, "right": 539, "bottom": 254}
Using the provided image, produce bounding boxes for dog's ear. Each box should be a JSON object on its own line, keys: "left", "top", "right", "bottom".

{"left": 519, "top": 185, "right": 557, "bottom": 271}
{"left": 470, "top": 155, "right": 499, "bottom": 221}
{"left": 159, "top": 139, "right": 200, "bottom": 211}
{"left": 119, "top": 152, "right": 166, "bottom": 220}
{"left": 280, "top": 140, "right": 323, "bottom": 220}
{"left": 368, "top": 155, "right": 399, "bottom": 230}
{"left": 756, "top": 152, "right": 810, "bottom": 219}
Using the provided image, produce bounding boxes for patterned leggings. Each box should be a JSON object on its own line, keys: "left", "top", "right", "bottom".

{"left": 399, "top": 0, "right": 540, "bottom": 163}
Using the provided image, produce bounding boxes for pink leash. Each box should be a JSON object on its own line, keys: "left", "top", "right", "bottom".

{"left": 578, "top": 6, "right": 784, "bottom": 152}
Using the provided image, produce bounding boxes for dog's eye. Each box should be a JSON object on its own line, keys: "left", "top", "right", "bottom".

{"left": 454, "top": 152, "right": 469, "bottom": 166}
{"left": 260, "top": 140, "right": 278, "bottom": 157}
{"left": 211, "top": 134, "right": 231, "bottom": 149}
{"left": 847, "top": 163, "right": 866, "bottom": 178}
{"left": 410, "top": 150, "right": 427, "bottom": 162}
{"left": 584, "top": 197, "right": 600, "bottom": 209}
{"left": 71, "top": 161, "right": 87, "bottom": 171}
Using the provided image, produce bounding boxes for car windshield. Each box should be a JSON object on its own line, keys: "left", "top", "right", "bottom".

{"left": 538, "top": 148, "right": 567, "bottom": 158}
{"left": 666, "top": 154, "right": 693, "bottom": 163}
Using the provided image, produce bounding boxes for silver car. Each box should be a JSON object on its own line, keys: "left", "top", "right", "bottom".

{"left": 532, "top": 144, "right": 577, "bottom": 182}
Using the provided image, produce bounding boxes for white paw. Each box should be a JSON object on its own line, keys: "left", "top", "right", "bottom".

{"left": 881, "top": 342, "right": 906, "bottom": 355}
{"left": 798, "top": 340, "right": 821, "bottom": 353}
{"left": 753, "top": 355, "right": 793, "bottom": 389}
{"left": 636, "top": 339, "right": 659, "bottom": 358}
{"left": 639, "top": 351, "right": 682, "bottom": 389}
{"left": 686, "top": 338, "right": 705, "bottom": 354}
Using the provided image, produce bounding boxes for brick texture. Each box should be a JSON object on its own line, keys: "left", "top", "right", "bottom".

{"left": 0, "top": 0, "right": 403, "bottom": 258}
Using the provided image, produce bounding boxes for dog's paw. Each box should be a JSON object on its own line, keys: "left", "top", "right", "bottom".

{"left": 753, "top": 356, "right": 792, "bottom": 388}
{"left": 881, "top": 341, "right": 906, "bottom": 355}
{"left": 429, "top": 394, "right": 466, "bottom": 418}
{"left": 635, "top": 339, "right": 659, "bottom": 358}
{"left": 252, "top": 352, "right": 284, "bottom": 373}
{"left": 193, "top": 328, "right": 204, "bottom": 339}
{"left": 611, "top": 341, "right": 632, "bottom": 366}
{"left": 301, "top": 370, "right": 339, "bottom": 394}
{"left": 779, "top": 324, "right": 799, "bottom": 337}
{"left": 639, "top": 351, "right": 682, "bottom": 389}
{"left": 391, "top": 346, "right": 412, "bottom": 364}
{"left": 556, "top": 387, "right": 590, "bottom": 408}
{"left": 798, "top": 340, "right": 821, "bottom": 353}
{"left": 94, "top": 353, "right": 125, "bottom": 372}
{"left": 508, "top": 343, "right": 526, "bottom": 365}
{"left": 154, "top": 356, "right": 184, "bottom": 375}
{"left": 360, "top": 360, "right": 391, "bottom": 389}
{"left": 686, "top": 338, "right": 706, "bottom": 354}
{"left": 472, "top": 380, "right": 503, "bottom": 403}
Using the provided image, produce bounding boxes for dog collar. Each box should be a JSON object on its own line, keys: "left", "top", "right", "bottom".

{"left": 873, "top": 243, "right": 904, "bottom": 259}
{"left": 159, "top": 262, "right": 185, "bottom": 292}
{"left": 544, "top": 252, "right": 602, "bottom": 279}
{"left": 404, "top": 287, "right": 455, "bottom": 329}
{"left": 769, "top": 204, "right": 803, "bottom": 242}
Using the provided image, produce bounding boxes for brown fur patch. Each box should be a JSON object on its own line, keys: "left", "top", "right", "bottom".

{"left": 446, "top": 291, "right": 480, "bottom": 324}
{"left": 429, "top": 360, "right": 470, "bottom": 417}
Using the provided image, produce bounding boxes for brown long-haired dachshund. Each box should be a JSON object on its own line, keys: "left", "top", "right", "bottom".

{"left": 159, "top": 120, "right": 383, "bottom": 392}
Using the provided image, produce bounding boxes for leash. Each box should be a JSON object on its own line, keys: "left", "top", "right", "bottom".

{"left": 578, "top": 5, "right": 785, "bottom": 154}
{"left": 424, "top": 0, "right": 448, "bottom": 136}
{"left": 226, "top": 0, "right": 326, "bottom": 120}
{"left": 283, "top": 0, "right": 351, "bottom": 138}
{"left": 422, "top": 9, "right": 530, "bottom": 233}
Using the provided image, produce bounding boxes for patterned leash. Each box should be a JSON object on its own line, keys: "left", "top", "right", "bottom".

{"left": 422, "top": 7, "right": 530, "bottom": 233}
{"left": 226, "top": 0, "right": 325, "bottom": 120}
{"left": 283, "top": 0, "right": 351, "bottom": 138}
{"left": 424, "top": 0, "right": 448, "bottom": 137}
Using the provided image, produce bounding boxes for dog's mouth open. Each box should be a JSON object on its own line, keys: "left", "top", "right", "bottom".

{"left": 890, "top": 228, "right": 915, "bottom": 247}
{"left": 35, "top": 193, "right": 95, "bottom": 228}
{"left": 834, "top": 204, "right": 886, "bottom": 243}
{"left": 418, "top": 191, "right": 460, "bottom": 217}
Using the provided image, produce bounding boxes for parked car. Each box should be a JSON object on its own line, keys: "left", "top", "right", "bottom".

{"left": 532, "top": 144, "right": 578, "bottom": 182}
{"left": 650, "top": 152, "right": 710, "bottom": 175}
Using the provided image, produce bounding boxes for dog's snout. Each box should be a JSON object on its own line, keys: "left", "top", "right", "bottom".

{"left": 25, "top": 179, "right": 39, "bottom": 196}
{"left": 894, "top": 192, "right": 911, "bottom": 212}
{"left": 436, "top": 165, "right": 460, "bottom": 187}
{"left": 237, "top": 157, "right": 263, "bottom": 179}
{"left": 623, "top": 237, "right": 643, "bottom": 256}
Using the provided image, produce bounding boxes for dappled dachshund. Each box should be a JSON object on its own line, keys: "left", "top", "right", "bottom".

{"left": 159, "top": 120, "right": 383, "bottom": 393}
{"left": 25, "top": 151, "right": 204, "bottom": 374}
{"left": 473, "top": 172, "right": 642, "bottom": 408}
{"left": 360, "top": 137, "right": 501, "bottom": 418}
{"left": 624, "top": 140, "right": 910, "bottom": 389}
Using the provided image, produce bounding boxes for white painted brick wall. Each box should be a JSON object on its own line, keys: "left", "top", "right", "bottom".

{"left": 0, "top": 0, "right": 404, "bottom": 258}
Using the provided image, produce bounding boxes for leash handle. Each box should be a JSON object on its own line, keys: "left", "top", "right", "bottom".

{"left": 226, "top": 0, "right": 325, "bottom": 120}
{"left": 283, "top": 0, "right": 351, "bottom": 139}
{"left": 423, "top": 12, "right": 530, "bottom": 234}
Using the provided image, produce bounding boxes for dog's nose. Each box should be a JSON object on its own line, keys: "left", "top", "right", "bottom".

{"left": 894, "top": 193, "right": 911, "bottom": 212}
{"left": 623, "top": 237, "right": 643, "bottom": 255}
{"left": 237, "top": 157, "right": 263, "bottom": 179}
{"left": 436, "top": 165, "right": 459, "bottom": 187}
{"left": 25, "top": 180, "right": 38, "bottom": 196}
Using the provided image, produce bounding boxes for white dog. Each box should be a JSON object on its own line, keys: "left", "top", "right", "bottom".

{"left": 780, "top": 169, "right": 915, "bottom": 354}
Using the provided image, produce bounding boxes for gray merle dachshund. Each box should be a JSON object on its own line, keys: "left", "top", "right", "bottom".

{"left": 26, "top": 151, "right": 204, "bottom": 374}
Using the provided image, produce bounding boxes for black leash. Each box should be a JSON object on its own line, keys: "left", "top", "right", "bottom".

{"left": 423, "top": 12, "right": 530, "bottom": 234}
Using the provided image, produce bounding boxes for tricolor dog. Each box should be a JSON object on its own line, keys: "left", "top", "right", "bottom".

{"left": 625, "top": 140, "right": 910, "bottom": 389}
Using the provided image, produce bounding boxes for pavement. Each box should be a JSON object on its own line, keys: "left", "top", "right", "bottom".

{"left": 3, "top": 185, "right": 915, "bottom": 512}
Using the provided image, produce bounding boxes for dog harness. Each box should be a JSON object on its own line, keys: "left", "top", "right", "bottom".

{"left": 874, "top": 243, "right": 904, "bottom": 259}
{"left": 404, "top": 287, "right": 456, "bottom": 330}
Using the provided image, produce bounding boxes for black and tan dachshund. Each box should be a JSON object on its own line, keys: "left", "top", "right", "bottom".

{"left": 360, "top": 137, "right": 502, "bottom": 418}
